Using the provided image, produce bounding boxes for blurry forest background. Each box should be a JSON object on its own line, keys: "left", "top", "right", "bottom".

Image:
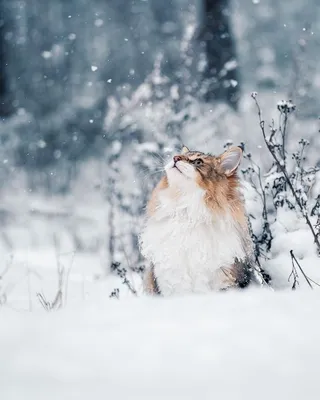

{"left": 1, "top": 0, "right": 320, "bottom": 306}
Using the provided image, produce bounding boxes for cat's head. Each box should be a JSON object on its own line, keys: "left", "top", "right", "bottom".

{"left": 164, "top": 145, "right": 242, "bottom": 191}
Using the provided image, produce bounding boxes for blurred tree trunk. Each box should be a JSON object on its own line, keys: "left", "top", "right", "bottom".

{"left": 199, "top": 0, "right": 240, "bottom": 109}
{"left": 0, "top": 0, "right": 12, "bottom": 116}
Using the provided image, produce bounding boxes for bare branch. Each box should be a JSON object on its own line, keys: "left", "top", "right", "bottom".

{"left": 290, "top": 250, "right": 313, "bottom": 289}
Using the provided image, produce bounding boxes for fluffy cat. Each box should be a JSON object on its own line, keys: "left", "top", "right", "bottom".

{"left": 139, "top": 145, "right": 256, "bottom": 296}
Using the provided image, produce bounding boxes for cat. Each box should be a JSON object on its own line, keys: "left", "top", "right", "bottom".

{"left": 139, "top": 145, "right": 257, "bottom": 296}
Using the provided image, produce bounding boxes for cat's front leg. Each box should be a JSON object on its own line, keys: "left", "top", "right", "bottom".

{"left": 143, "top": 264, "right": 161, "bottom": 295}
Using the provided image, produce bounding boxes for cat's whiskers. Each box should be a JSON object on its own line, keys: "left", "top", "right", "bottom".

{"left": 151, "top": 152, "right": 167, "bottom": 164}
{"left": 137, "top": 167, "right": 164, "bottom": 180}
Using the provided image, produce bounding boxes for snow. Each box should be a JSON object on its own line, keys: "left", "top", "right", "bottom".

{"left": 1, "top": 290, "right": 320, "bottom": 400}
{"left": 1, "top": 1, "right": 320, "bottom": 397}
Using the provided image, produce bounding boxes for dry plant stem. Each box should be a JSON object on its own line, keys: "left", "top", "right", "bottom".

{"left": 306, "top": 276, "right": 320, "bottom": 288}
{"left": 105, "top": 157, "right": 117, "bottom": 266}
{"left": 0, "top": 257, "right": 12, "bottom": 306}
{"left": 290, "top": 250, "right": 313, "bottom": 289}
{"left": 119, "top": 240, "right": 138, "bottom": 296}
{"left": 123, "top": 278, "right": 137, "bottom": 295}
{"left": 247, "top": 157, "right": 271, "bottom": 236}
{"left": 244, "top": 155, "right": 273, "bottom": 266}
{"left": 63, "top": 251, "right": 75, "bottom": 306}
{"left": 27, "top": 269, "right": 33, "bottom": 312}
{"left": 293, "top": 140, "right": 307, "bottom": 188}
{"left": 0, "top": 255, "right": 13, "bottom": 280}
{"left": 111, "top": 262, "right": 138, "bottom": 296}
{"left": 52, "top": 235, "right": 63, "bottom": 309}
{"left": 37, "top": 292, "right": 51, "bottom": 311}
{"left": 253, "top": 97, "right": 320, "bottom": 252}
{"left": 289, "top": 255, "right": 299, "bottom": 290}
{"left": 279, "top": 112, "right": 289, "bottom": 161}
{"left": 37, "top": 236, "right": 73, "bottom": 311}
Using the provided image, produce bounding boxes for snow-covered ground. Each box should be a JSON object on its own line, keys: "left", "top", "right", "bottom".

{"left": 1, "top": 84, "right": 320, "bottom": 400}
{"left": 1, "top": 0, "right": 320, "bottom": 397}
{"left": 1, "top": 289, "right": 320, "bottom": 400}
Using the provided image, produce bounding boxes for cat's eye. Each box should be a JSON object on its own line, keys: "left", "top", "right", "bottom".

{"left": 192, "top": 158, "right": 203, "bottom": 167}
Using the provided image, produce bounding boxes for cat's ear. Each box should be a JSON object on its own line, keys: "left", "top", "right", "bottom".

{"left": 220, "top": 146, "right": 242, "bottom": 176}
{"left": 181, "top": 145, "right": 189, "bottom": 154}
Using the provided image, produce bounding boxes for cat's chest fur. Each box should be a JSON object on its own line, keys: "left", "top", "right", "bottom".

{"left": 140, "top": 187, "right": 246, "bottom": 295}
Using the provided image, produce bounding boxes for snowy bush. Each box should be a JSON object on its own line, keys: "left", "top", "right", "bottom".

{"left": 242, "top": 95, "right": 320, "bottom": 290}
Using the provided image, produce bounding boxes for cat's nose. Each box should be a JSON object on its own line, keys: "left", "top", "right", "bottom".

{"left": 173, "top": 155, "right": 182, "bottom": 163}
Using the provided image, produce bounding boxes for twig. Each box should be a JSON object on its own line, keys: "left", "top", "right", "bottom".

{"left": 279, "top": 111, "right": 289, "bottom": 161}
{"left": 109, "top": 288, "right": 120, "bottom": 299}
{"left": 63, "top": 251, "right": 75, "bottom": 306}
{"left": 37, "top": 236, "right": 74, "bottom": 311}
{"left": 110, "top": 262, "right": 137, "bottom": 296}
{"left": 288, "top": 257, "right": 299, "bottom": 290}
{"left": 290, "top": 250, "right": 313, "bottom": 289}
{"left": 27, "top": 268, "right": 33, "bottom": 312}
{"left": 37, "top": 292, "right": 52, "bottom": 311}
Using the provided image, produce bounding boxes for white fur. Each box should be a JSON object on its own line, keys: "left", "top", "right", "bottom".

{"left": 140, "top": 161, "right": 246, "bottom": 296}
